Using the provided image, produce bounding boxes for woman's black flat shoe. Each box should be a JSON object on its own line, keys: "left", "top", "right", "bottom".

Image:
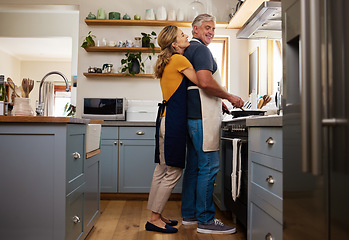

{"left": 167, "top": 219, "right": 178, "bottom": 226}
{"left": 145, "top": 222, "right": 178, "bottom": 233}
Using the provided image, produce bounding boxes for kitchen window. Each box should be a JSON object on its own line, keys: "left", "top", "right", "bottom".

{"left": 208, "top": 37, "right": 229, "bottom": 88}
{"left": 54, "top": 85, "right": 71, "bottom": 116}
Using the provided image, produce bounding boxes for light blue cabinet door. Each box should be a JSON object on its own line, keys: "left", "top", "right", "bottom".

{"left": 84, "top": 154, "right": 100, "bottom": 232}
{"left": 100, "top": 139, "right": 118, "bottom": 192}
{"left": 118, "top": 139, "right": 156, "bottom": 193}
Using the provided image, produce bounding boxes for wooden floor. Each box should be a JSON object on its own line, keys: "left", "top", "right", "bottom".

{"left": 86, "top": 200, "right": 247, "bottom": 240}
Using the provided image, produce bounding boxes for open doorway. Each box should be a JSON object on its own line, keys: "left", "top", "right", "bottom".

{"left": 0, "top": 4, "right": 79, "bottom": 116}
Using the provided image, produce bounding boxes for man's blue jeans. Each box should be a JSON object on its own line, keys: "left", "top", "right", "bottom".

{"left": 181, "top": 119, "right": 220, "bottom": 224}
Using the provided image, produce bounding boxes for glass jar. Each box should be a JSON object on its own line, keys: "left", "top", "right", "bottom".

{"left": 187, "top": 0, "right": 205, "bottom": 21}
{"left": 12, "top": 98, "right": 35, "bottom": 116}
{"left": 134, "top": 37, "right": 142, "bottom": 48}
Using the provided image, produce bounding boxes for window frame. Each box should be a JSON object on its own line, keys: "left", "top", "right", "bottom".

{"left": 209, "top": 37, "right": 229, "bottom": 89}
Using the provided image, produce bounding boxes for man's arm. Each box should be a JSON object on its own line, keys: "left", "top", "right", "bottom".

{"left": 196, "top": 69, "right": 244, "bottom": 108}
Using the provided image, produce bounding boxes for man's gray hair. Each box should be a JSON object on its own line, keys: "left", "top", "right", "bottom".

{"left": 191, "top": 13, "right": 216, "bottom": 34}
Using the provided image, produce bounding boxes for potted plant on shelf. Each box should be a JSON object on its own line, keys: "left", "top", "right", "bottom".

{"left": 120, "top": 48, "right": 156, "bottom": 76}
{"left": 81, "top": 31, "right": 96, "bottom": 48}
{"left": 121, "top": 51, "right": 143, "bottom": 75}
{"left": 141, "top": 31, "right": 157, "bottom": 54}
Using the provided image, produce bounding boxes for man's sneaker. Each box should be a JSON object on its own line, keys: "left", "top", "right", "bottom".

{"left": 197, "top": 219, "right": 236, "bottom": 234}
{"left": 182, "top": 218, "right": 198, "bottom": 225}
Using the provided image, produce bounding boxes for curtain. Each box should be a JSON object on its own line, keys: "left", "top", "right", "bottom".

{"left": 42, "top": 81, "right": 54, "bottom": 116}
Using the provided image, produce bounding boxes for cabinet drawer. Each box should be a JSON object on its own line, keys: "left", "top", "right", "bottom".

{"left": 249, "top": 127, "right": 282, "bottom": 158}
{"left": 101, "top": 126, "right": 118, "bottom": 140}
{"left": 119, "top": 126, "right": 155, "bottom": 140}
{"left": 66, "top": 184, "right": 84, "bottom": 240}
{"left": 66, "top": 128, "right": 85, "bottom": 194}
{"left": 251, "top": 154, "right": 283, "bottom": 198}
{"left": 249, "top": 202, "right": 282, "bottom": 240}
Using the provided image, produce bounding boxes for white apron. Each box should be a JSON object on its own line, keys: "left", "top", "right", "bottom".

{"left": 189, "top": 39, "right": 222, "bottom": 152}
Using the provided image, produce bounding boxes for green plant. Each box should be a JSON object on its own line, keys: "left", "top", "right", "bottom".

{"left": 64, "top": 103, "right": 76, "bottom": 117}
{"left": 141, "top": 31, "right": 157, "bottom": 54}
{"left": 81, "top": 31, "right": 96, "bottom": 48}
{"left": 121, "top": 51, "right": 143, "bottom": 76}
{"left": 121, "top": 49, "right": 156, "bottom": 76}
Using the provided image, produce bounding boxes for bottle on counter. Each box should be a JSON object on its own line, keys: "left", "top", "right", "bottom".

{"left": 250, "top": 89, "right": 257, "bottom": 110}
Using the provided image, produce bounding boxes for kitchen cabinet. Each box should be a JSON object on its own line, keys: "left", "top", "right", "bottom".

{"left": 0, "top": 122, "right": 100, "bottom": 240}
{"left": 227, "top": 0, "right": 274, "bottom": 29}
{"left": 247, "top": 126, "right": 283, "bottom": 240}
{"left": 100, "top": 126, "right": 119, "bottom": 192}
{"left": 100, "top": 125, "right": 183, "bottom": 193}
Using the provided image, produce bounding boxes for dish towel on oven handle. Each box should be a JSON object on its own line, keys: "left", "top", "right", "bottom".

{"left": 231, "top": 138, "right": 242, "bottom": 201}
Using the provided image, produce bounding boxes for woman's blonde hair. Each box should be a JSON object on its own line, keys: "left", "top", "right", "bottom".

{"left": 154, "top": 25, "right": 178, "bottom": 79}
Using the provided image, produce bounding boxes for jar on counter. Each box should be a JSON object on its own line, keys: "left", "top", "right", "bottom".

{"left": 12, "top": 98, "right": 35, "bottom": 116}
{"left": 134, "top": 37, "right": 142, "bottom": 48}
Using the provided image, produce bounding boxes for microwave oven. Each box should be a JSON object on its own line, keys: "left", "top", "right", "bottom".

{"left": 82, "top": 98, "right": 126, "bottom": 120}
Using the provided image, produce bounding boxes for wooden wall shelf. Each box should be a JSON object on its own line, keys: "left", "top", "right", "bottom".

{"left": 85, "top": 19, "right": 229, "bottom": 28}
{"left": 83, "top": 72, "right": 156, "bottom": 79}
{"left": 84, "top": 46, "right": 161, "bottom": 53}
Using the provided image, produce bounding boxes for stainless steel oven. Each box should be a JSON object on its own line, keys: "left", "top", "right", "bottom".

{"left": 219, "top": 118, "right": 249, "bottom": 229}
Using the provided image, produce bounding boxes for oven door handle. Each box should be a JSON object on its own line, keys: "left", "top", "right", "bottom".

{"left": 221, "top": 137, "right": 247, "bottom": 143}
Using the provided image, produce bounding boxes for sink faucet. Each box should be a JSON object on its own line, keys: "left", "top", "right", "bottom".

{"left": 36, "top": 71, "right": 69, "bottom": 116}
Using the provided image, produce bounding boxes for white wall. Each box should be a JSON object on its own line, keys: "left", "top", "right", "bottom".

{"left": 0, "top": 49, "right": 21, "bottom": 84}
{"left": 0, "top": 0, "right": 250, "bottom": 117}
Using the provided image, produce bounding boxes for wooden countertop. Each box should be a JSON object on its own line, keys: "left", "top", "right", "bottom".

{"left": 0, "top": 116, "right": 90, "bottom": 124}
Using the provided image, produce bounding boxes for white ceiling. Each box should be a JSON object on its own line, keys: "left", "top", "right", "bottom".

{"left": 0, "top": 37, "right": 72, "bottom": 61}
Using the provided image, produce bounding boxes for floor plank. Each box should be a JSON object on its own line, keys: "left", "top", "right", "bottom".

{"left": 86, "top": 200, "right": 247, "bottom": 240}
{"left": 85, "top": 200, "right": 126, "bottom": 240}
{"left": 111, "top": 200, "right": 143, "bottom": 240}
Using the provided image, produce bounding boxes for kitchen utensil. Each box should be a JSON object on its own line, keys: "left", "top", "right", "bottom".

{"left": 7, "top": 77, "right": 20, "bottom": 97}
{"left": 21, "top": 78, "right": 28, "bottom": 98}
{"left": 27, "top": 79, "right": 34, "bottom": 98}
{"left": 257, "top": 98, "right": 264, "bottom": 109}
{"left": 21, "top": 78, "right": 34, "bottom": 98}
{"left": 261, "top": 95, "right": 271, "bottom": 108}
{"left": 228, "top": 109, "right": 266, "bottom": 118}
{"left": 102, "top": 64, "right": 113, "bottom": 73}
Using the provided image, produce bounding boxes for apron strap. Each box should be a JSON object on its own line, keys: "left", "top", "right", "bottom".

{"left": 154, "top": 100, "right": 168, "bottom": 163}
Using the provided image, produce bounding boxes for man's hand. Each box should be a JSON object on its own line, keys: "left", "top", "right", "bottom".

{"left": 228, "top": 94, "right": 244, "bottom": 108}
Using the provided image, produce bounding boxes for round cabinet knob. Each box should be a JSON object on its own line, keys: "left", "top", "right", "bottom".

{"left": 266, "top": 137, "right": 275, "bottom": 145}
{"left": 136, "top": 131, "right": 145, "bottom": 135}
{"left": 73, "top": 215, "right": 80, "bottom": 224}
{"left": 114, "top": 141, "right": 117, "bottom": 145}
{"left": 73, "top": 152, "right": 81, "bottom": 159}
{"left": 120, "top": 142, "right": 123, "bottom": 146}
{"left": 266, "top": 175, "right": 275, "bottom": 184}
{"left": 265, "top": 232, "right": 273, "bottom": 240}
